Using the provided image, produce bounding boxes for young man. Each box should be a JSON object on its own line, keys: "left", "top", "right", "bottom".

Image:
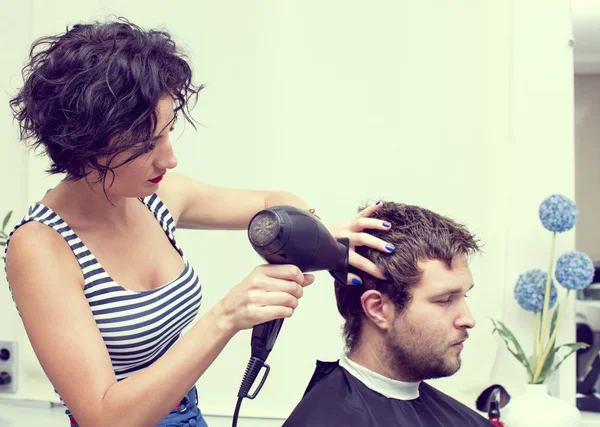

{"left": 283, "top": 202, "right": 492, "bottom": 426}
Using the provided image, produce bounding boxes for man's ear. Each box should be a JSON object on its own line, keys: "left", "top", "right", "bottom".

{"left": 360, "top": 290, "right": 395, "bottom": 332}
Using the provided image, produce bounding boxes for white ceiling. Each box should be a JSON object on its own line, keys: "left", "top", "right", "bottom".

{"left": 573, "top": 0, "right": 600, "bottom": 74}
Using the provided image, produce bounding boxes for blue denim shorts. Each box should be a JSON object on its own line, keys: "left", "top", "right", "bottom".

{"left": 157, "top": 386, "right": 208, "bottom": 427}
{"left": 68, "top": 386, "right": 208, "bottom": 427}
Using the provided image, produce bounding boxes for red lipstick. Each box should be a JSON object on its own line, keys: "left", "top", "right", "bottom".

{"left": 148, "top": 173, "right": 165, "bottom": 184}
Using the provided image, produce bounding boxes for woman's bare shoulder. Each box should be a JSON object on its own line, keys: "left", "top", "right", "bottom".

{"left": 6, "top": 219, "right": 84, "bottom": 292}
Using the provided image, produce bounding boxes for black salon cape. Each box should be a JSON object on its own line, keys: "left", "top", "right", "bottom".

{"left": 282, "top": 360, "right": 492, "bottom": 427}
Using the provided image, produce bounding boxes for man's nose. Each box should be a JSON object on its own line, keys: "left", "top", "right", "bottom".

{"left": 456, "top": 299, "right": 476, "bottom": 329}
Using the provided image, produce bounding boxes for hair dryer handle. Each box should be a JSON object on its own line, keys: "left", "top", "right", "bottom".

{"left": 251, "top": 318, "right": 285, "bottom": 362}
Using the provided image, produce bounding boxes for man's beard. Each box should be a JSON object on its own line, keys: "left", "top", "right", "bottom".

{"left": 383, "top": 321, "right": 465, "bottom": 382}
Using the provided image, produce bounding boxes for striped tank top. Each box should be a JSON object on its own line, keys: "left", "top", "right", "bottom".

{"left": 4, "top": 194, "right": 203, "bottom": 414}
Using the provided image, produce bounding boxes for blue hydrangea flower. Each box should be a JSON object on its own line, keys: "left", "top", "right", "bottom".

{"left": 555, "top": 251, "right": 595, "bottom": 290}
{"left": 538, "top": 194, "right": 578, "bottom": 233}
{"left": 514, "top": 269, "right": 558, "bottom": 312}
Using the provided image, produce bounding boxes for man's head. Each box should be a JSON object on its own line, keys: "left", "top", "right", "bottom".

{"left": 335, "top": 201, "right": 481, "bottom": 382}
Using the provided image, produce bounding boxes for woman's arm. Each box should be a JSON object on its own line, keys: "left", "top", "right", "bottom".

{"left": 157, "top": 172, "right": 310, "bottom": 230}
{"left": 6, "top": 222, "right": 310, "bottom": 427}
{"left": 157, "top": 172, "right": 395, "bottom": 283}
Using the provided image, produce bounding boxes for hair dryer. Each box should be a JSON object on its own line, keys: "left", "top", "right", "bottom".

{"left": 231, "top": 205, "right": 349, "bottom": 426}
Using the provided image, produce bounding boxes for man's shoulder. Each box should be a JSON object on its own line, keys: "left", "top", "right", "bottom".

{"left": 293, "top": 360, "right": 352, "bottom": 405}
{"left": 283, "top": 360, "right": 363, "bottom": 427}
{"left": 420, "top": 382, "right": 491, "bottom": 425}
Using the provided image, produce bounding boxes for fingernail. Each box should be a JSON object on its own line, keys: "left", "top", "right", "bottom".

{"left": 382, "top": 222, "right": 390, "bottom": 228}
{"left": 384, "top": 272, "right": 391, "bottom": 279}
{"left": 385, "top": 244, "right": 395, "bottom": 252}
{"left": 352, "top": 278, "right": 362, "bottom": 285}
{"left": 376, "top": 200, "right": 381, "bottom": 205}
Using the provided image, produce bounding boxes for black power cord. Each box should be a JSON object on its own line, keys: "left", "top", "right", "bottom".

{"left": 232, "top": 397, "right": 243, "bottom": 427}
{"left": 232, "top": 356, "right": 270, "bottom": 427}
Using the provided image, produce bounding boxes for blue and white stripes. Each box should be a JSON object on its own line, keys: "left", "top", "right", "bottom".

{"left": 5, "top": 194, "right": 202, "bottom": 413}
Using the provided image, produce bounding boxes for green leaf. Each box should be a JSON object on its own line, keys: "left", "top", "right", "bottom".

{"left": 549, "top": 304, "right": 560, "bottom": 340}
{"left": 552, "top": 343, "right": 589, "bottom": 374}
{"left": 491, "top": 319, "right": 533, "bottom": 381}
{"left": 2, "top": 210, "right": 12, "bottom": 233}
{"left": 496, "top": 320, "right": 532, "bottom": 369}
{"left": 535, "top": 342, "right": 589, "bottom": 383}
{"left": 536, "top": 345, "right": 557, "bottom": 383}
{"left": 535, "top": 304, "right": 561, "bottom": 382}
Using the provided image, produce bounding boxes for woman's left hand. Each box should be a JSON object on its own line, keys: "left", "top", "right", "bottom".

{"left": 325, "top": 201, "right": 395, "bottom": 285}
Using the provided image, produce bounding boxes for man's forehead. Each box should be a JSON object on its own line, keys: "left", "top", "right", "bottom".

{"left": 414, "top": 257, "right": 473, "bottom": 293}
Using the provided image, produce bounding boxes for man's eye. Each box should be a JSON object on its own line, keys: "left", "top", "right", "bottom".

{"left": 437, "top": 299, "right": 452, "bottom": 305}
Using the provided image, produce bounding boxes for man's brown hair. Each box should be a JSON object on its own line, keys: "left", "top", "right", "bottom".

{"left": 335, "top": 201, "right": 481, "bottom": 351}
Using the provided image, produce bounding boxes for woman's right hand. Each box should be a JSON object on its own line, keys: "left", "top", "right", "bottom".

{"left": 217, "top": 264, "right": 314, "bottom": 334}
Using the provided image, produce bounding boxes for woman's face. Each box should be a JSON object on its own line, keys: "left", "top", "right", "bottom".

{"left": 94, "top": 96, "right": 178, "bottom": 198}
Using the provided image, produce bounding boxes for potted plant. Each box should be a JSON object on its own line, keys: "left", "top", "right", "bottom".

{"left": 492, "top": 194, "right": 594, "bottom": 427}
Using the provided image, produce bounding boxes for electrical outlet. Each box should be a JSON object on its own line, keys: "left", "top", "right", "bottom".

{"left": 0, "top": 341, "right": 17, "bottom": 393}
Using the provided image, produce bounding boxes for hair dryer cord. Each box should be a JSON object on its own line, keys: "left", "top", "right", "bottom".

{"left": 232, "top": 356, "right": 270, "bottom": 427}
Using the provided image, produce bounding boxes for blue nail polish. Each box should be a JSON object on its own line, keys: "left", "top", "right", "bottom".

{"left": 385, "top": 244, "right": 395, "bottom": 252}
{"left": 382, "top": 222, "right": 390, "bottom": 228}
{"left": 376, "top": 200, "right": 381, "bottom": 205}
{"left": 384, "top": 272, "right": 391, "bottom": 279}
{"left": 352, "top": 278, "right": 362, "bottom": 285}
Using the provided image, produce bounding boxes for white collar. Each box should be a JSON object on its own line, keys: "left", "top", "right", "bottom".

{"left": 338, "top": 353, "right": 421, "bottom": 400}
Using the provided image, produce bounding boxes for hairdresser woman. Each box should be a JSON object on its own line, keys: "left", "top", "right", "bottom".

{"left": 4, "top": 19, "right": 393, "bottom": 427}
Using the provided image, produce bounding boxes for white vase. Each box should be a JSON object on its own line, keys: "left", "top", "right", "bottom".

{"left": 501, "top": 383, "right": 581, "bottom": 427}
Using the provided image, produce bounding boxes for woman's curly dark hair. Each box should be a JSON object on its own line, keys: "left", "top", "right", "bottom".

{"left": 9, "top": 17, "right": 203, "bottom": 184}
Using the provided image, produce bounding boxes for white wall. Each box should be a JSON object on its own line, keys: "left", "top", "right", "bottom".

{"left": 0, "top": 0, "right": 50, "bottom": 404}
{"left": 574, "top": 74, "right": 600, "bottom": 261}
{"left": 488, "top": 0, "right": 578, "bottom": 405}
{"left": 0, "top": 0, "right": 580, "bottom": 424}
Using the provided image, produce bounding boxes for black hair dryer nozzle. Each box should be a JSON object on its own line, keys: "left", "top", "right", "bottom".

{"left": 247, "top": 205, "right": 350, "bottom": 286}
